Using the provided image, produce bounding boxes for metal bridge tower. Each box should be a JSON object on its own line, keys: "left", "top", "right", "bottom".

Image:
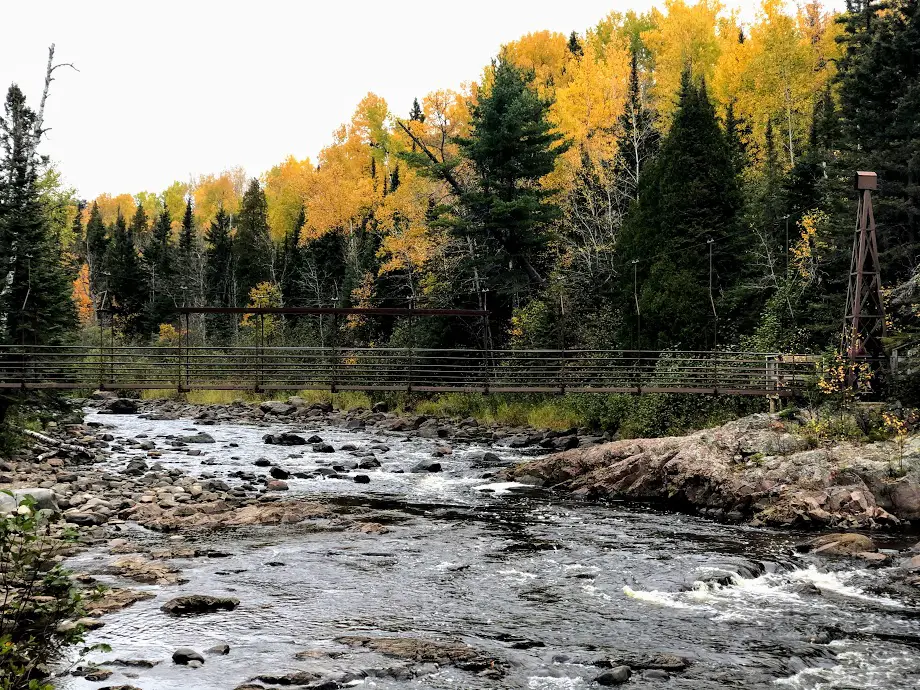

{"left": 842, "top": 171, "right": 886, "bottom": 368}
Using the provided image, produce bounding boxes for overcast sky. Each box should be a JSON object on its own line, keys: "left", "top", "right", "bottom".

{"left": 1, "top": 0, "right": 831, "bottom": 200}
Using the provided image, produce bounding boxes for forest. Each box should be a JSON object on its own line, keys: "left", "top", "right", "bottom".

{"left": 3, "top": 0, "right": 920, "bottom": 368}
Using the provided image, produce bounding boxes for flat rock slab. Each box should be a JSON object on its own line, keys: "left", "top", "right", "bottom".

{"left": 161, "top": 594, "right": 240, "bottom": 615}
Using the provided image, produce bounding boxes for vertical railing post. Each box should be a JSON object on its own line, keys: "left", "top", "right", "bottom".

{"left": 331, "top": 312, "right": 339, "bottom": 393}
{"left": 408, "top": 299, "right": 414, "bottom": 392}
{"left": 258, "top": 312, "right": 265, "bottom": 392}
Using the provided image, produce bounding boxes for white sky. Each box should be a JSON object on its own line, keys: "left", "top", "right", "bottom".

{"left": 0, "top": 0, "right": 837, "bottom": 200}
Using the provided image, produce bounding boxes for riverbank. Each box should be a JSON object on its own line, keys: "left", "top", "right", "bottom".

{"left": 3, "top": 397, "right": 920, "bottom": 688}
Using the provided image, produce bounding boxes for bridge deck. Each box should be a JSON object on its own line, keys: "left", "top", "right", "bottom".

{"left": 0, "top": 346, "right": 815, "bottom": 396}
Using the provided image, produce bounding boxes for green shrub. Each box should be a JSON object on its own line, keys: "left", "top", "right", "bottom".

{"left": 0, "top": 495, "right": 103, "bottom": 690}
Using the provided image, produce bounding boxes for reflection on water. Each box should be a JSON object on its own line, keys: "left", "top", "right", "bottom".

{"left": 57, "top": 410, "right": 920, "bottom": 690}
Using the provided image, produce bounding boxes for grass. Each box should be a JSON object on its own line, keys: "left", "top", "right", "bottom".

{"left": 139, "top": 387, "right": 373, "bottom": 410}
{"left": 412, "top": 392, "right": 581, "bottom": 431}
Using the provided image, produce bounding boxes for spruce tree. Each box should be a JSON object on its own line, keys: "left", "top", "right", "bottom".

{"left": 204, "top": 207, "right": 235, "bottom": 342}
{"left": 618, "top": 71, "right": 741, "bottom": 349}
{"left": 144, "top": 208, "right": 176, "bottom": 327}
{"left": 453, "top": 57, "right": 569, "bottom": 316}
{"left": 389, "top": 164, "right": 401, "bottom": 194}
{"left": 70, "top": 200, "right": 86, "bottom": 262}
{"left": 836, "top": 0, "right": 920, "bottom": 281}
{"left": 567, "top": 31, "right": 583, "bottom": 57}
{"left": 409, "top": 98, "right": 424, "bottom": 123}
{"left": 105, "top": 208, "right": 149, "bottom": 337}
{"left": 85, "top": 200, "right": 108, "bottom": 295}
{"left": 233, "top": 178, "right": 272, "bottom": 305}
{"left": 0, "top": 85, "right": 76, "bottom": 348}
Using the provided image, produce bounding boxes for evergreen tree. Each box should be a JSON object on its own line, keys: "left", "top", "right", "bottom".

{"left": 105, "top": 208, "right": 149, "bottom": 337}
{"left": 70, "top": 200, "right": 86, "bottom": 262}
{"left": 233, "top": 178, "right": 272, "bottom": 304}
{"left": 836, "top": 0, "right": 920, "bottom": 281}
{"left": 85, "top": 200, "right": 108, "bottom": 295}
{"left": 453, "top": 56, "right": 569, "bottom": 320}
{"left": 409, "top": 98, "right": 424, "bottom": 123}
{"left": 389, "top": 164, "right": 401, "bottom": 194}
{"left": 179, "top": 197, "right": 194, "bottom": 256}
{"left": 144, "top": 208, "right": 176, "bottom": 327}
{"left": 0, "top": 85, "right": 76, "bottom": 348}
{"left": 618, "top": 71, "right": 741, "bottom": 349}
{"left": 567, "top": 31, "right": 583, "bottom": 57}
{"left": 204, "top": 206, "right": 235, "bottom": 342}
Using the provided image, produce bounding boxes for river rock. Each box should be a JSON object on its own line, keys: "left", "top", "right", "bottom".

{"left": 312, "top": 442, "right": 335, "bottom": 453}
{"left": 177, "top": 432, "right": 215, "bottom": 444}
{"left": 123, "top": 458, "right": 148, "bottom": 476}
{"left": 354, "top": 474, "right": 371, "bottom": 484}
{"left": 335, "top": 635, "right": 496, "bottom": 671}
{"left": 596, "top": 666, "right": 631, "bottom": 685}
{"left": 264, "top": 432, "right": 307, "bottom": 445}
{"left": 602, "top": 651, "right": 689, "bottom": 671}
{"left": 106, "top": 398, "right": 139, "bottom": 414}
{"left": 260, "top": 401, "right": 296, "bottom": 416}
{"left": 172, "top": 647, "right": 205, "bottom": 665}
{"left": 206, "top": 643, "right": 230, "bottom": 655}
{"left": 802, "top": 533, "right": 877, "bottom": 556}
{"left": 254, "top": 458, "right": 272, "bottom": 467}
{"left": 358, "top": 457, "right": 381, "bottom": 469}
{"left": 162, "top": 595, "right": 239, "bottom": 615}
{"left": 269, "top": 467, "right": 290, "bottom": 480}
{"left": 0, "top": 488, "right": 59, "bottom": 514}
{"left": 411, "top": 460, "right": 442, "bottom": 473}
{"left": 267, "top": 480, "right": 289, "bottom": 491}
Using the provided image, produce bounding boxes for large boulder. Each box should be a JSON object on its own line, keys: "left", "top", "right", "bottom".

{"left": 161, "top": 595, "right": 240, "bottom": 616}
{"left": 263, "top": 432, "right": 307, "bottom": 446}
{"left": 260, "top": 401, "right": 296, "bottom": 416}
{"left": 411, "top": 460, "right": 442, "bottom": 473}
{"left": 801, "top": 533, "right": 877, "bottom": 556}
{"left": 172, "top": 647, "right": 205, "bottom": 665}
{"left": 176, "top": 432, "right": 215, "bottom": 444}
{"left": 106, "top": 398, "right": 138, "bottom": 414}
{"left": 1, "top": 488, "right": 59, "bottom": 514}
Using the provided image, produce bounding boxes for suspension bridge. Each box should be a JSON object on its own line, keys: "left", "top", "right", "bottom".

{"left": 0, "top": 308, "right": 819, "bottom": 396}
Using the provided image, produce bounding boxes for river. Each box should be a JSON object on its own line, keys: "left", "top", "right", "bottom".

{"left": 58, "top": 408, "right": 920, "bottom": 690}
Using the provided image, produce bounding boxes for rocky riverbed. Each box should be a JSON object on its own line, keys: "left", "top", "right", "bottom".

{"left": 2, "top": 396, "right": 920, "bottom": 689}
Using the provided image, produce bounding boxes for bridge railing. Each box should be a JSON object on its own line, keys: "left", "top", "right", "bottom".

{"left": 0, "top": 345, "right": 816, "bottom": 396}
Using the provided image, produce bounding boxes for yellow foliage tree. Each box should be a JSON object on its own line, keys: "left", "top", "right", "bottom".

{"left": 192, "top": 170, "right": 243, "bottom": 228}
{"left": 264, "top": 156, "right": 316, "bottom": 241}
{"left": 72, "top": 263, "right": 94, "bottom": 325}
{"left": 642, "top": 0, "right": 723, "bottom": 124}
{"left": 161, "top": 180, "right": 190, "bottom": 231}
{"left": 503, "top": 31, "right": 571, "bottom": 100}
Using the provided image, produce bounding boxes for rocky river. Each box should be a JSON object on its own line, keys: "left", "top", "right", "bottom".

{"left": 6, "top": 399, "right": 920, "bottom": 689}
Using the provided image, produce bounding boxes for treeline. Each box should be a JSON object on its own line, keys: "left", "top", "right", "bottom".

{"left": 8, "top": 0, "right": 920, "bottom": 361}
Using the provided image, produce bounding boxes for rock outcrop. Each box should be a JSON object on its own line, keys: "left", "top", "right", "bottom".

{"left": 505, "top": 414, "right": 920, "bottom": 528}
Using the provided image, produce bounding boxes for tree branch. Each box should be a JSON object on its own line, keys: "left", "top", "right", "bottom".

{"left": 395, "top": 119, "right": 465, "bottom": 198}
{"left": 34, "top": 44, "right": 79, "bottom": 145}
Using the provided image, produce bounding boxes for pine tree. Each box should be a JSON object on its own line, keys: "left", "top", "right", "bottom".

{"left": 105, "top": 208, "right": 149, "bottom": 337}
{"left": 836, "top": 0, "right": 920, "bottom": 280}
{"left": 567, "top": 31, "right": 583, "bottom": 57}
{"left": 85, "top": 200, "right": 108, "bottom": 295}
{"left": 618, "top": 71, "right": 741, "bottom": 349}
{"left": 409, "top": 98, "right": 424, "bottom": 123}
{"left": 204, "top": 206, "right": 235, "bottom": 342}
{"left": 144, "top": 208, "right": 176, "bottom": 327}
{"left": 389, "top": 164, "right": 400, "bottom": 194}
{"left": 0, "top": 85, "right": 76, "bottom": 348}
{"left": 453, "top": 56, "right": 569, "bottom": 314}
{"left": 70, "top": 200, "right": 85, "bottom": 262}
{"left": 234, "top": 178, "right": 272, "bottom": 305}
